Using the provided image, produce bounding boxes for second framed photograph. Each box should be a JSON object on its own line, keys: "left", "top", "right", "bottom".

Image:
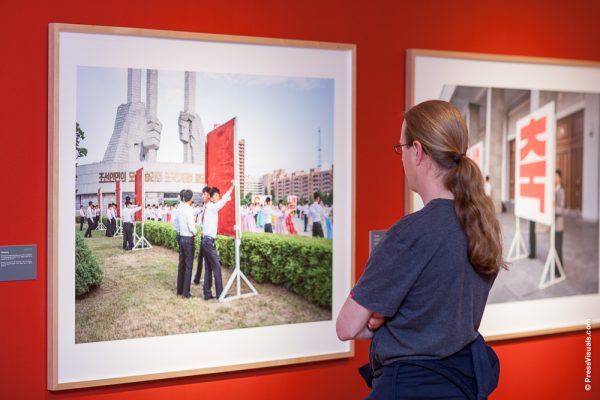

{"left": 48, "top": 24, "right": 355, "bottom": 389}
{"left": 406, "top": 49, "right": 600, "bottom": 340}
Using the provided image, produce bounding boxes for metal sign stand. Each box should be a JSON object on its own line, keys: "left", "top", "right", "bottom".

{"left": 538, "top": 221, "right": 565, "bottom": 289}
{"left": 220, "top": 118, "right": 258, "bottom": 302}
{"left": 96, "top": 208, "right": 107, "bottom": 231}
{"left": 506, "top": 216, "right": 529, "bottom": 261}
{"left": 113, "top": 218, "right": 123, "bottom": 237}
{"left": 132, "top": 220, "right": 152, "bottom": 250}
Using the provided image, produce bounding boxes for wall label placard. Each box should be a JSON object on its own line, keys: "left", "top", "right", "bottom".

{"left": 369, "top": 230, "right": 387, "bottom": 254}
{"left": 0, "top": 245, "right": 37, "bottom": 281}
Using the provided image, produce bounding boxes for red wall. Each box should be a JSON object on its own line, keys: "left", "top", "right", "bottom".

{"left": 1, "top": 0, "right": 599, "bottom": 398}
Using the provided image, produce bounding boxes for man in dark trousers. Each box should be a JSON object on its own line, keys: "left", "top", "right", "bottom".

{"left": 121, "top": 201, "right": 141, "bottom": 250}
{"left": 262, "top": 197, "right": 274, "bottom": 233}
{"left": 202, "top": 181, "right": 235, "bottom": 300}
{"left": 79, "top": 205, "right": 85, "bottom": 231}
{"left": 193, "top": 186, "right": 211, "bottom": 285}
{"left": 84, "top": 201, "right": 94, "bottom": 238}
{"left": 176, "top": 189, "right": 197, "bottom": 298}
{"left": 309, "top": 192, "right": 324, "bottom": 238}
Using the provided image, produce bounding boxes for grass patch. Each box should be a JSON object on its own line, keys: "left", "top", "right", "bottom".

{"left": 75, "top": 225, "right": 331, "bottom": 343}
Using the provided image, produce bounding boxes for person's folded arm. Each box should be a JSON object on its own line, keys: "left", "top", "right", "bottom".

{"left": 336, "top": 296, "right": 375, "bottom": 340}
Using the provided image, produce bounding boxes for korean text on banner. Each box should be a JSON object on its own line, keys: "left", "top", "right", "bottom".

{"left": 135, "top": 168, "right": 143, "bottom": 221}
{"left": 205, "top": 118, "right": 236, "bottom": 237}
{"left": 514, "top": 102, "right": 556, "bottom": 226}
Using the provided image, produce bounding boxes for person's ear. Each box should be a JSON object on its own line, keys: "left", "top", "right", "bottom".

{"left": 413, "top": 140, "right": 425, "bottom": 166}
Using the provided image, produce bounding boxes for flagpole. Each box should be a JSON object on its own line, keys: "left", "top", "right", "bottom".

{"left": 219, "top": 118, "right": 258, "bottom": 302}
{"left": 234, "top": 118, "right": 242, "bottom": 296}
{"left": 96, "top": 188, "right": 106, "bottom": 231}
{"left": 133, "top": 168, "right": 152, "bottom": 250}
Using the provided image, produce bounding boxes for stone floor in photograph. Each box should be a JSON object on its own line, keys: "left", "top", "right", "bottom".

{"left": 487, "top": 204, "right": 599, "bottom": 304}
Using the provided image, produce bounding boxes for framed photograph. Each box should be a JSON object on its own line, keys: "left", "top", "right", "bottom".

{"left": 48, "top": 23, "right": 355, "bottom": 389}
{"left": 406, "top": 49, "right": 600, "bottom": 340}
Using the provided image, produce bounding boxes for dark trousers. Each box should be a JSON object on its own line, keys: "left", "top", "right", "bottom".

{"left": 79, "top": 216, "right": 85, "bottom": 230}
{"left": 111, "top": 219, "right": 117, "bottom": 236}
{"left": 303, "top": 215, "right": 308, "bottom": 232}
{"left": 264, "top": 223, "right": 273, "bottom": 233}
{"left": 366, "top": 335, "right": 499, "bottom": 400}
{"left": 555, "top": 230, "right": 564, "bottom": 276}
{"left": 94, "top": 216, "right": 99, "bottom": 230}
{"left": 84, "top": 218, "right": 94, "bottom": 237}
{"left": 177, "top": 236, "right": 194, "bottom": 297}
{"left": 105, "top": 219, "right": 113, "bottom": 236}
{"left": 528, "top": 221, "right": 536, "bottom": 259}
{"left": 123, "top": 222, "right": 134, "bottom": 250}
{"left": 312, "top": 221, "right": 324, "bottom": 238}
{"left": 202, "top": 236, "right": 223, "bottom": 299}
{"left": 193, "top": 235, "right": 203, "bottom": 284}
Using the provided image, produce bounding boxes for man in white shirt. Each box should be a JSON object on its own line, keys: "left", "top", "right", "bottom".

{"left": 172, "top": 190, "right": 185, "bottom": 287}
{"left": 262, "top": 197, "right": 274, "bottom": 233}
{"left": 122, "top": 201, "right": 141, "bottom": 251}
{"left": 176, "top": 189, "right": 198, "bottom": 298}
{"left": 309, "top": 192, "right": 324, "bottom": 238}
{"left": 171, "top": 190, "right": 184, "bottom": 242}
{"left": 202, "top": 181, "right": 235, "bottom": 300}
{"left": 110, "top": 203, "right": 118, "bottom": 236}
{"left": 79, "top": 205, "right": 85, "bottom": 231}
{"left": 193, "top": 186, "right": 211, "bottom": 286}
{"left": 84, "top": 201, "right": 95, "bottom": 238}
{"left": 94, "top": 205, "right": 101, "bottom": 230}
{"left": 105, "top": 203, "right": 114, "bottom": 237}
{"left": 300, "top": 202, "right": 309, "bottom": 232}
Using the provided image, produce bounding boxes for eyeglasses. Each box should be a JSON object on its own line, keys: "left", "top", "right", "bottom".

{"left": 393, "top": 142, "right": 412, "bottom": 154}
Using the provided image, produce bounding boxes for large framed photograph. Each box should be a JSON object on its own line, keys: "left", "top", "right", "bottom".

{"left": 406, "top": 49, "right": 600, "bottom": 340}
{"left": 48, "top": 23, "right": 355, "bottom": 389}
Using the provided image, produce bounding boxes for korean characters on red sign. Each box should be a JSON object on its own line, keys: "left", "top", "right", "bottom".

{"left": 514, "top": 102, "right": 556, "bottom": 226}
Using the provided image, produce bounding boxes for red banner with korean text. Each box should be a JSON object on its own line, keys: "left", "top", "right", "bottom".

{"left": 514, "top": 102, "right": 556, "bottom": 226}
{"left": 115, "top": 180, "right": 121, "bottom": 218}
{"left": 205, "top": 118, "right": 236, "bottom": 238}
{"left": 135, "top": 168, "right": 143, "bottom": 221}
{"left": 97, "top": 188, "right": 102, "bottom": 212}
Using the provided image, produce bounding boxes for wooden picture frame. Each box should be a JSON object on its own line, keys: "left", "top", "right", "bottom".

{"left": 48, "top": 23, "right": 355, "bottom": 390}
{"left": 405, "top": 49, "right": 600, "bottom": 340}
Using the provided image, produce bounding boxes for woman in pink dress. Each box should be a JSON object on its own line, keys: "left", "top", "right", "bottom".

{"left": 240, "top": 205, "right": 250, "bottom": 232}
{"left": 275, "top": 201, "right": 287, "bottom": 234}
{"left": 246, "top": 204, "right": 258, "bottom": 232}
{"left": 285, "top": 206, "right": 298, "bottom": 235}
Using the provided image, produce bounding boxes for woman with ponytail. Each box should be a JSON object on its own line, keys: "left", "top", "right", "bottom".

{"left": 337, "top": 100, "right": 506, "bottom": 399}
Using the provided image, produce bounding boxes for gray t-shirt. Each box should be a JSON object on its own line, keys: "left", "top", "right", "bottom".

{"left": 352, "top": 198, "right": 496, "bottom": 368}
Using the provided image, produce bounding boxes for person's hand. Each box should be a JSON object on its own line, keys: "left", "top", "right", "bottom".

{"left": 231, "top": 179, "right": 235, "bottom": 186}
{"left": 367, "top": 312, "right": 385, "bottom": 331}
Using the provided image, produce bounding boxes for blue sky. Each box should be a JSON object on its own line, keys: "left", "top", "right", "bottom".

{"left": 76, "top": 67, "right": 334, "bottom": 177}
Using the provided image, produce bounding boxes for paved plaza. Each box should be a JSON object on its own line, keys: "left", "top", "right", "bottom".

{"left": 488, "top": 204, "right": 599, "bottom": 304}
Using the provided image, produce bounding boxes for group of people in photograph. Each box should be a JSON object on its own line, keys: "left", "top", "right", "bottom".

{"left": 78, "top": 184, "right": 332, "bottom": 301}
{"left": 172, "top": 181, "right": 235, "bottom": 300}
{"left": 80, "top": 202, "right": 101, "bottom": 238}
{"left": 240, "top": 193, "right": 333, "bottom": 238}
{"left": 80, "top": 198, "right": 141, "bottom": 251}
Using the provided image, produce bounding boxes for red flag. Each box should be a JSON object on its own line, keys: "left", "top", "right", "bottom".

{"left": 135, "top": 168, "right": 144, "bottom": 221}
{"left": 115, "top": 180, "right": 121, "bottom": 218}
{"left": 97, "top": 188, "right": 102, "bottom": 212}
{"left": 205, "top": 118, "right": 236, "bottom": 237}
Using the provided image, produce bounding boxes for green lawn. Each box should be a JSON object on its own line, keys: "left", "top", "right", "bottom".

{"left": 75, "top": 226, "right": 331, "bottom": 343}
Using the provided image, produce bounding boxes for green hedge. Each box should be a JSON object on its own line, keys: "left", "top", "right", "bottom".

{"left": 135, "top": 221, "right": 332, "bottom": 308}
{"left": 75, "top": 233, "right": 103, "bottom": 295}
